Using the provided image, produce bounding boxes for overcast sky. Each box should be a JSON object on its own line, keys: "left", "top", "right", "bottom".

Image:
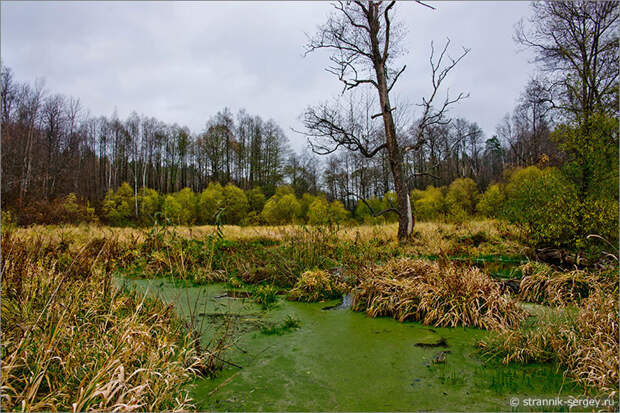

{"left": 1, "top": 1, "right": 535, "bottom": 151}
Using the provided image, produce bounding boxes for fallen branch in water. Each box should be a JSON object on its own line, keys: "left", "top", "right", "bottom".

{"left": 208, "top": 371, "right": 241, "bottom": 396}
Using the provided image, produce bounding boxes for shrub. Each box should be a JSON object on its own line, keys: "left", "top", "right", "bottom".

{"left": 381, "top": 191, "right": 399, "bottom": 222}
{"left": 354, "top": 194, "right": 398, "bottom": 224}
{"left": 198, "top": 182, "right": 224, "bottom": 224}
{"left": 354, "top": 196, "right": 386, "bottom": 224}
{"left": 503, "top": 166, "right": 580, "bottom": 247}
{"left": 19, "top": 194, "right": 97, "bottom": 225}
{"left": 351, "top": 258, "right": 525, "bottom": 329}
{"left": 172, "top": 188, "right": 197, "bottom": 225}
{"left": 261, "top": 193, "right": 302, "bottom": 225}
{"left": 328, "top": 200, "right": 349, "bottom": 223}
{"left": 579, "top": 197, "right": 619, "bottom": 251}
{"left": 476, "top": 184, "right": 505, "bottom": 217}
{"left": 1, "top": 210, "right": 16, "bottom": 233}
{"left": 138, "top": 187, "right": 161, "bottom": 225}
{"left": 246, "top": 187, "right": 266, "bottom": 213}
{"left": 222, "top": 184, "right": 249, "bottom": 224}
{"left": 62, "top": 193, "right": 97, "bottom": 223}
{"left": 274, "top": 185, "right": 295, "bottom": 197}
{"left": 240, "top": 211, "right": 263, "bottom": 226}
{"left": 307, "top": 198, "right": 348, "bottom": 225}
{"left": 445, "top": 178, "right": 480, "bottom": 220}
{"left": 102, "top": 182, "right": 135, "bottom": 225}
{"left": 413, "top": 186, "right": 446, "bottom": 221}
{"left": 307, "top": 198, "right": 330, "bottom": 225}
{"left": 553, "top": 113, "right": 619, "bottom": 202}
{"left": 300, "top": 193, "right": 318, "bottom": 222}
{"left": 162, "top": 195, "right": 183, "bottom": 224}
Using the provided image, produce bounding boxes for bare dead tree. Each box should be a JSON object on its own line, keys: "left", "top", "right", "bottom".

{"left": 302, "top": 1, "right": 468, "bottom": 241}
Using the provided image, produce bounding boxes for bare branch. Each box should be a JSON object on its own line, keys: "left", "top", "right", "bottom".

{"left": 382, "top": 1, "right": 397, "bottom": 64}
{"left": 411, "top": 171, "right": 440, "bottom": 180}
{"left": 300, "top": 103, "right": 387, "bottom": 158}
{"left": 414, "top": 1, "right": 435, "bottom": 11}
{"left": 346, "top": 191, "right": 401, "bottom": 217}
{"left": 371, "top": 106, "right": 396, "bottom": 119}
{"left": 407, "top": 38, "right": 470, "bottom": 152}
{"left": 387, "top": 65, "right": 406, "bottom": 92}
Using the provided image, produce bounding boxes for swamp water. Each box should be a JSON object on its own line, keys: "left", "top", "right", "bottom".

{"left": 120, "top": 278, "right": 583, "bottom": 412}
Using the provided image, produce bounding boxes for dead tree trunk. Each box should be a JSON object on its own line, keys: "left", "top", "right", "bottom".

{"left": 302, "top": 1, "right": 467, "bottom": 242}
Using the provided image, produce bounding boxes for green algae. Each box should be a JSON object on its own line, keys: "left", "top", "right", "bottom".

{"left": 119, "top": 278, "right": 583, "bottom": 412}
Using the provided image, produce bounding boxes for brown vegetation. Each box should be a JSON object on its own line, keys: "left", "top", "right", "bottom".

{"left": 519, "top": 262, "right": 593, "bottom": 306}
{"left": 351, "top": 258, "right": 525, "bottom": 329}
{"left": 478, "top": 284, "right": 618, "bottom": 397}
{"left": 0, "top": 232, "right": 227, "bottom": 411}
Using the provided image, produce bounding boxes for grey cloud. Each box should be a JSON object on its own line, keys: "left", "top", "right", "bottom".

{"left": 2, "top": 1, "right": 534, "bottom": 151}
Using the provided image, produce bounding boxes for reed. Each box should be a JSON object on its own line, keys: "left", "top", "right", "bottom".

{"left": 0, "top": 232, "right": 227, "bottom": 411}
{"left": 351, "top": 258, "right": 525, "bottom": 329}
{"left": 479, "top": 284, "right": 619, "bottom": 397}
{"left": 519, "top": 262, "right": 592, "bottom": 306}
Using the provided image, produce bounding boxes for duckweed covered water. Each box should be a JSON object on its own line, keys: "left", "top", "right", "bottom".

{"left": 120, "top": 278, "right": 583, "bottom": 412}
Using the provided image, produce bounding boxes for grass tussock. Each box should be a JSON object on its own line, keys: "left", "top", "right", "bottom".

{"left": 351, "top": 258, "right": 525, "bottom": 329}
{"left": 519, "top": 262, "right": 592, "bottom": 306}
{"left": 0, "top": 233, "right": 224, "bottom": 412}
{"left": 478, "top": 285, "right": 619, "bottom": 397}
{"left": 260, "top": 315, "right": 301, "bottom": 335}
{"left": 287, "top": 269, "right": 346, "bottom": 302}
{"left": 253, "top": 284, "right": 279, "bottom": 309}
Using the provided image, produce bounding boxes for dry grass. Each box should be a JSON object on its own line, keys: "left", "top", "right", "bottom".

{"left": 287, "top": 269, "right": 346, "bottom": 302}
{"left": 12, "top": 220, "right": 528, "bottom": 258}
{"left": 519, "top": 262, "right": 592, "bottom": 306}
{"left": 558, "top": 287, "right": 619, "bottom": 396}
{"left": 0, "top": 233, "right": 226, "bottom": 412}
{"left": 479, "top": 284, "right": 619, "bottom": 397}
{"left": 477, "top": 308, "right": 569, "bottom": 365}
{"left": 351, "top": 258, "right": 526, "bottom": 329}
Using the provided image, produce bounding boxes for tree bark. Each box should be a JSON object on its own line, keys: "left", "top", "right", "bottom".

{"left": 368, "top": 5, "right": 413, "bottom": 241}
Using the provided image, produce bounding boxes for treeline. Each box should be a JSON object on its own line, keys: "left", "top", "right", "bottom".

{"left": 414, "top": 164, "right": 618, "bottom": 250}
{"left": 320, "top": 77, "right": 565, "bottom": 207}
{"left": 1, "top": 65, "right": 322, "bottom": 214}
{"left": 1, "top": 64, "right": 563, "bottom": 220}
{"left": 1, "top": 58, "right": 618, "bottom": 253}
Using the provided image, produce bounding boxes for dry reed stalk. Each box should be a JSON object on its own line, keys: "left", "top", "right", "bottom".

{"left": 479, "top": 284, "right": 618, "bottom": 397}
{"left": 351, "top": 258, "right": 525, "bottom": 329}
{"left": 0, "top": 234, "right": 226, "bottom": 412}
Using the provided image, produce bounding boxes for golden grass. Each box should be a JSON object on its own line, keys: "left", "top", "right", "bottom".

{"left": 562, "top": 287, "right": 619, "bottom": 396}
{"left": 0, "top": 233, "right": 224, "bottom": 412}
{"left": 519, "top": 262, "right": 592, "bottom": 306}
{"left": 287, "top": 269, "right": 346, "bottom": 302}
{"left": 351, "top": 258, "right": 526, "bottom": 329}
{"left": 12, "top": 220, "right": 529, "bottom": 261}
{"left": 478, "top": 284, "right": 619, "bottom": 397}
